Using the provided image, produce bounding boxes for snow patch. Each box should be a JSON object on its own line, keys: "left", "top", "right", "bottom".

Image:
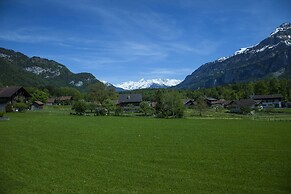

{"left": 101, "top": 80, "right": 113, "bottom": 87}
{"left": 285, "top": 40, "right": 291, "bottom": 46}
{"left": 234, "top": 47, "right": 249, "bottom": 55}
{"left": 270, "top": 23, "right": 291, "bottom": 37}
{"left": 0, "top": 53, "right": 9, "bottom": 58}
{"left": 70, "top": 81, "right": 83, "bottom": 87}
{"left": 0, "top": 53, "right": 12, "bottom": 62}
{"left": 25, "top": 66, "right": 61, "bottom": 77}
{"left": 272, "top": 68, "right": 285, "bottom": 77}
{"left": 217, "top": 57, "right": 228, "bottom": 62}
{"left": 116, "top": 78, "right": 182, "bottom": 90}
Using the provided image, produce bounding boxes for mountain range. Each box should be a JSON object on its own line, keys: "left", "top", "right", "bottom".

{"left": 116, "top": 79, "right": 182, "bottom": 90}
{"left": 176, "top": 23, "right": 291, "bottom": 89}
{"left": 1, "top": 23, "right": 291, "bottom": 91}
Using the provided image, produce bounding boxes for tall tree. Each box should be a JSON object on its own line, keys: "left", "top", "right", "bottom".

{"left": 254, "top": 80, "right": 268, "bottom": 95}
{"left": 195, "top": 96, "right": 207, "bottom": 116}
{"left": 269, "top": 78, "right": 281, "bottom": 94}
{"left": 139, "top": 101, "right": 154, "bottom": 116}
{"left": 88, "top": 82, "right": 117, "bottom": 104}
{"left": 155, "top": 90, "right": 184, "bottom": 118}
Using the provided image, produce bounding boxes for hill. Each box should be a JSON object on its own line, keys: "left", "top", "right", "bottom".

{"left": 176, "top": 23, "right": 291, "bottom": 89}
{"left": 0, "top": 48, "right": 101, "bottom": 90}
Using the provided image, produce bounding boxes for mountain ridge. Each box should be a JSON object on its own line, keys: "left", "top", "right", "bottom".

{"left": 176, "top": 23, "right": 291, "bottom": 89}
{"left": 0, "top": 47, "right": 101, "bottom": 90}
{"left": 116, "top": 78, "right": 182, "bottom": 90}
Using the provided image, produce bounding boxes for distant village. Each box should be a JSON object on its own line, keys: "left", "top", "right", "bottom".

{"left": 0, "top": 86, "right": 289, "bottom": 118}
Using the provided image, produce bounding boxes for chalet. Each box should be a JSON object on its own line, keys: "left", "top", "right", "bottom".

{"left": 250, "top": 94, "right": 283, "bottom": 108}
{"left": 45, "top": 96, "right": 74, "bottom": 106}
{"left": 117, "top": 94, "right": 142, "bottom": 107}
{"left": 55, "top": 96, "right": 73, "bottom": 105}
{"left": 0, "top": 86, "right": 31, "bottom": 112}
{"left": 46, "top": 98, "right": 56, "bottom": 106}
{"left": 228, "top": 99, "right": 259, "bottom": 113}
{"left": 204, "top": 97, "right": 218, "bottom": 106}
{"left": 31, "top": 101, "right": 44, "bottom": 110}
{"left": 210, "top": 99, "right": 230, "bottom": 108}
{"left": 182, "top": 99, "right": 196, "bottom": 108}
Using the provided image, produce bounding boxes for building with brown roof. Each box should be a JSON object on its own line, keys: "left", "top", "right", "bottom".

{"left": 31, "top": 101, "right": 44, "bottom": 110}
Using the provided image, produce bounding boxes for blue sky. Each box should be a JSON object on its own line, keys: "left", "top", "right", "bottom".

{"left": 0, "top": 0, "right": 291, "bottom": 84}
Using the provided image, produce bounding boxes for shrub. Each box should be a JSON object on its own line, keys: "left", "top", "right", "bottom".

{"left": 0, "top": 112, "right": 5, "bottom": 117}
{"left": 72, "top": 101, "right": 87, "bottom": 115}
{"left": 95, "top": 107, "right": 107, "bottom": 116}
{"left": 114, "top": 106, "right": 123, "bottom": 116}
{"left": 139, "top": 101, "right": 155, "bottom": 116}
{"left": 14, "top": 102, "right": 28, "bottom": 112}
{"left": 5, "top": 103, "right": 13, "bottom": 112}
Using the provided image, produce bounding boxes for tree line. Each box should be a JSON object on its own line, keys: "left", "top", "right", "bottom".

{"left": 128, "top": 78, "right": 291, "bottom": 101}
{"left": 6, "top": 77, "right": 290, "bottom": 117}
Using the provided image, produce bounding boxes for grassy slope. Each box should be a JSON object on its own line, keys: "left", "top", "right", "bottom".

{"left": 0, "top": 112, "right": 291, "bottom": 193}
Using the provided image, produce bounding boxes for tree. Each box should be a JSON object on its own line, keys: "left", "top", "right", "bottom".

{"left": 31, "top": 90, "right": 49, "bottom": 103}
{"left": 195, "top": 96, "right": 207, "bottom": 116}
{"left": 5, "top": 103, "right": 13, "bottom": 112}
{"left": 155, "top": 90, "right": 184, "bottom": 118}
{"left": 114, "top": 106, "right": 123, "bottom": 116}
{"left": 72, "top": 101, "right": 87, "bottom": 115}
{"left": 87, "top": 102, "right": 99, "bottom": 113}
{"left": 14, "top": 102, "right": 28, "bottom": 112}
{"left": 102, "top": 99, "right": 116, "bottom": 115}
{"left": 254, "top": 80, "right": 268, "bottom": 95}
{"left": 139, "top": 101, "right": 154, "bottom": 116}
{"left": 88, "top": 82, "right": 117, "bottom": 104}
{"left": 269, "top": 78, "right": 280, "bottom": 94}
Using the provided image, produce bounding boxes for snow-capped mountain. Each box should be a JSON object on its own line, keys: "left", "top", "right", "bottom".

{"left": 177, "top": 23, "right": 291, "bottom": 89}
{"left": 116, "top": 78, "right": 182, "bottom": 90}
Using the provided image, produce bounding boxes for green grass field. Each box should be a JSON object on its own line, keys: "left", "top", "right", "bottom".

{"left": 1, "top": 110, "right": 291, "bottom": 193}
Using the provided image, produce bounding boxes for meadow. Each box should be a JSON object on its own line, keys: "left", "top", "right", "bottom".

{"left": 0, "top": 109, "right": 291, "bottom": 193}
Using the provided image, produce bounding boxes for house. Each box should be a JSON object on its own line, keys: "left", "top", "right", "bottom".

{"left": 228, "top": 99, "right": 259, "bottom": 113}
{"left": 46, "top": 98, "right": 56, "bottom": 106}
{"left": 31, "top": 101, "right": 44, "bottom": 110}
{"left": 0, "top": 86, "right": 31, "bottom": 112}
{"left": 250, "top": 94, "right": 283, "bottom": 108}
{"left": 117, "top": 94, "right": 142, "bottom": 107}
{"left": 55, "top": 96, "right": 73, "bottom": 105}
{"left": 210, "top": 99, "right": 230, "bottom": 108}
{"left": 45, "top": 96, "right": 74, "bottom": 106}
{"left": 182, "top": 99, "right": 196, "bottom": 108}
{"left": 204, "top": 96, "right": 218, "bottom": 106}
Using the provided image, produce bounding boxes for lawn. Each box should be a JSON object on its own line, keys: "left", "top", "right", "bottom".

{"left": 0, "top": 111, "right": 291, "bottom": 193}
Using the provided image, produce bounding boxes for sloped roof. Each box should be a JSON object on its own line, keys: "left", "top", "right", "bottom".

{"left": 229, "top": 99, "right": 257, "bottom": 107}
{"left": 250, "top": 94, "right": 283, "bottom": 100}
{"left": 204, "top": 96, "right": 217, "bottom": 101}
{"left": 34, "top": 101, "right": 44, "bottom": 105}
{"left": 47, "top": 98, "right": 56, "bottom": 103}
{"left": 182, "top": 99, "right": 196, "bottom": 105}
{"left": 0, "top": 86, "right": 31, "bottom": 98}
{"left": 56, "top": 96, "right": 73, "bottom": 101}
{"left": 118, "top": 94, "right": 142, "bottom": 104}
